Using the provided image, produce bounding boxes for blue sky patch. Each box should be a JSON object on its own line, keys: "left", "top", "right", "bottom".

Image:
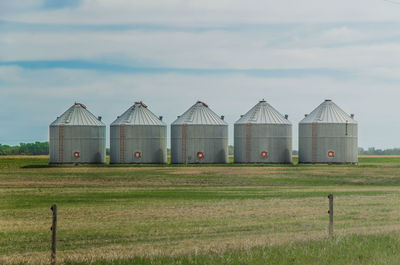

{"left": 42, "top": 0, "right": 82, "bottom": 9}
{"left": 0, "top": 60, "right": 352, "bottom": 79}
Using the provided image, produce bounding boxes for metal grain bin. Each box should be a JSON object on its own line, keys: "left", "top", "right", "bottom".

{"left": 299, "top": 99, "right": 358, "bottom": 164}
{"left": 234, "top": 100, "right": 292, "bottom": 163}
{"left": 49, "top": 103, "right": 106, "bottom": 164}
{"left": 171, "top": 101, "right": 228, "bottom": 164}
{"left": 110, "top": 102, "right": 167, "bottom": 164}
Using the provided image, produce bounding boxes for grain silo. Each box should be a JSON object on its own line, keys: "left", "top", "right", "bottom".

{"left": 171, "top": 101, "right": 228, "bottom": 164}
{"left": 298, "top": 99, "right": 358, "bottom": 164}
{"left": 234, "top": 100, "right": 292, "bottom": 163}
{"left": 49, "top": 103, "right": 106, "bottom": 164}
{"left": 110, "top": 102, "right": 167, "bottom": 164}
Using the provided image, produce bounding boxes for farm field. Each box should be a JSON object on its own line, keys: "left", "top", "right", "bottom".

{"left": 1, "top": 156, "right": 400, "bottom": 264}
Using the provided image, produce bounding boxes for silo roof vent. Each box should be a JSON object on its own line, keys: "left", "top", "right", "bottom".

{"left": 111, "top": 101, "right": 165, "bottom": 126}
{"left": 196, "top": 101, "right": 209, "bottom": 108}
{"left": 50, "top": 103, "right": 104, "bottom": 126}
{"left": 172, "top": 101, "right": 227, "bottom": 125}
{"left": 135, "top": 101, "right": 148, "bottom": 108}
{"left": 300, "top": 100, "right": 357, "bottom": 124}
{"left": 74, "top": 102, "right": 87, "bottom": 109}
{"left": 235, "top": 100, "right": 291, "bottom": 125}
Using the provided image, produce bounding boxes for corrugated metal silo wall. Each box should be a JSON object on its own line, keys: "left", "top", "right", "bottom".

{"left": 234, "top": 124, "right": 292, "bottom": 163}
{"left": 171, "top": 124, "right": 228, "bottom": 164}
{"left": 49, "top": 125, "right": 106, "bottom": 164}
{"left": 49, "top": 126, "right": 59, "bottom": 163}
{"left": 110, "top": 125, "right": 167, "bottom": 164}
{"left": 299, "top": 123, "right": 358, "bottom": 164}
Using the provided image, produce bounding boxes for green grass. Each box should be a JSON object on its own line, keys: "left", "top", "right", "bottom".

{"left": 64, "top": 233, "right": 400, "bottom": 265}
{"left": 0, "top": 156, "right": 49, "bottom": 169}
{"left": 2, "top": 155, "right": 400, "bottom": 264}
{"left": 1, "top": 155, "right": 398, "bottom": 170}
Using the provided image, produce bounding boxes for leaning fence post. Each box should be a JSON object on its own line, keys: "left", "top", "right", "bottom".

{"left": 328, "top": 194, "right": 333, "bottom": 237}
{"left": 50, "top": 204, "right": 57, "bottom": 264}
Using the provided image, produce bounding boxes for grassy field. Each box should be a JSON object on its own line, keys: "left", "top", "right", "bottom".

{"left": 1, "top": 156, "right": 400, "bottom": 264}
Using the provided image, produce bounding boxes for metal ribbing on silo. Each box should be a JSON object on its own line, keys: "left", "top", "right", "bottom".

{"left": 245, "top": 124, "right": 252, "bottom": 163}
{"left": 58, "top": 126, "right": 64, "bottom": 163}
{"left": 171, "top": 101, "right": 228, "bottom": 164}
{"left": 299, "top": 100, "right": 358, "bottom": 164}
{"left": 119, "top": 124, "right": 126, "bottom": 163}
{"left": 234, "top": 100, "right": 292, "bottom": 164}
{"left": 181, "top": 124, "right": 187, "bottom": 163}
{"left": 49, "top": 103, "right": 106, "bottom": 164}
{"left": 110, "top": 102, "right": 167, "bottom": 164}
{"left": 312, "top": 122, "right": 318, "bottom": 163}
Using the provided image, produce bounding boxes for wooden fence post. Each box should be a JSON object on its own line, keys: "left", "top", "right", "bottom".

{"left": 328, "top": 194, "right": 333, "bottom": 237}
{"left": 50, "top": 204, "right": 57, "bottom": 264}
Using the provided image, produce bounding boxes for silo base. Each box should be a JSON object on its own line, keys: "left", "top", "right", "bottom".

{"left": 234, "top": 162, "right": 293, "bottom": 165}
{"left": 298, "top": 162, "right": 358, "bottom": 165}
{"left": 109, "top": 162, "right": 167, "bottom": 165}
{"left": 49, "top": 162, "right": 106, "bottom": 165}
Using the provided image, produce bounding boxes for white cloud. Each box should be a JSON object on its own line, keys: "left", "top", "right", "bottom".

{"left": 2, "top": 28, "right": 400, "bottom": 77}
{"left": 4, "top": 0, "right": 400, "bottom": 25}
{"left": 320, "top": 27, "right": 361, "bottom": 43}
{"left": 0, "top": 0, "right": 43, "bottom": 15}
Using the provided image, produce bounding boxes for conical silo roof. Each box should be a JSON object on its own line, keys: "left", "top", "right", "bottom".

{"left": 50, "top": 103, "right": 104, "bottom": 126}
{"left": 235, "top": 100, "right": 291, "bottom": 125}
{"left": 172, "top": 101, "right": 228, "bottom": 125}
{"left": 111, "top": 102, "right": 166, "bottom": 126}
{"left": 300, "top": 100, "right": 357, "bottom": 124}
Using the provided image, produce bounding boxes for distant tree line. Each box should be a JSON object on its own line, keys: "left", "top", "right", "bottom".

{"left": 0, "top": 142, "right": 49, "bottom": 155}
{"left": 2, "top": 142, "right": 400, "bottom": 156}
{"left": 358, "top": 147, "right": 400, "bottom": 155}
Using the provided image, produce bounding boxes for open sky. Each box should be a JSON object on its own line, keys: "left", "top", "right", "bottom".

{"left": 1, "top": 0, "right": 400, "bottom": 149}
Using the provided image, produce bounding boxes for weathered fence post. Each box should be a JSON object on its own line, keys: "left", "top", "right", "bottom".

{"left": 328, "top": 194, "right": 333, "bottom": 237}
{"left": 50, "top": 204, "right": 57, "bottom": 264}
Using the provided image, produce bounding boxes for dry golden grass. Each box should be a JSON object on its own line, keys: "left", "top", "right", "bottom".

{"left": 3, "top": 157, "right": 400, "bottom": 264}
{"left": 3, "top": 192, "right": 400, "bottom": 265}
{"left": 3, "top": 224, "right": 400, "bottom": 265}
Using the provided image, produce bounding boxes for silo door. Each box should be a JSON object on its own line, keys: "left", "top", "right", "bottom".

{"left": 197, "top": 152, "right": 204, "bottom": 159}
{"left": 261, "top": 151, "right": 268, "bottom": 159}
{"left": 134, "top": 151, "right": 142, "bottom": 160}
{"left": 73, "top": 151, "right": 81, "bottom": 162}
